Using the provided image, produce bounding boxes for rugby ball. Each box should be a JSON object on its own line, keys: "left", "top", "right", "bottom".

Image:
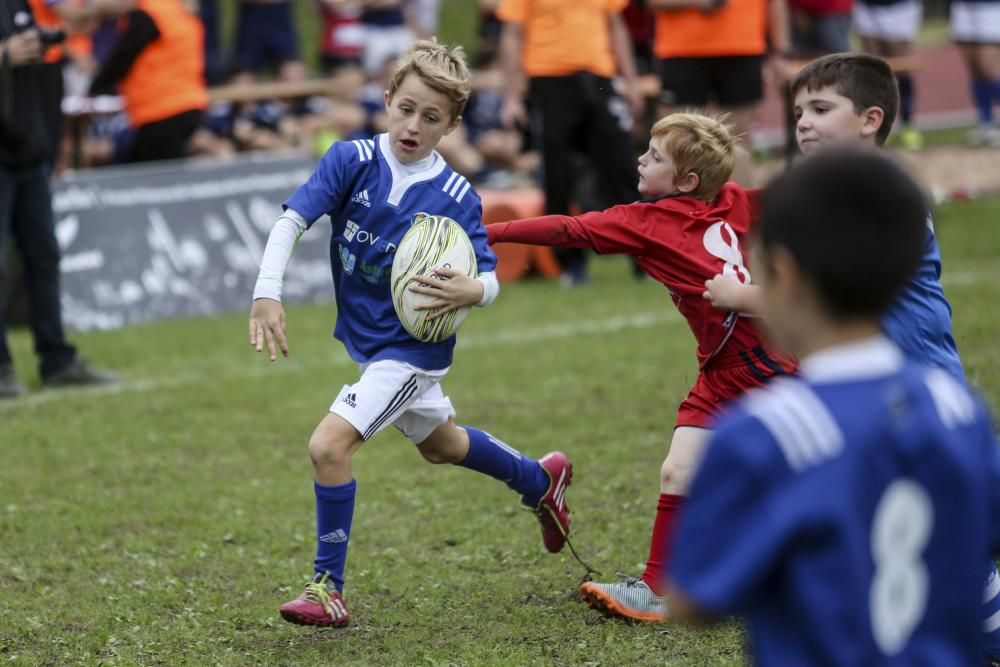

{"left": 391, "top": 213, "right": 478, "bottom": 343}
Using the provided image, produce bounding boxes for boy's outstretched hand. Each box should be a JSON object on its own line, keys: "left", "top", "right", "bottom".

{"left": 249, "top": 298, "right": 289, "bottom": 361}
{"left": 408, "top": 267, "right": 484, "bottom": 320}
{"left": 703, "top": 275, "right": 747, "bottom": 311}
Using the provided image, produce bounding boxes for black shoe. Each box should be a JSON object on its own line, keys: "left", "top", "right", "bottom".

{"left": 0, "top": 364, "right": 26, "bottom": 399}
{"left": 42, "top": 359, "right": 118, "bottom": 388}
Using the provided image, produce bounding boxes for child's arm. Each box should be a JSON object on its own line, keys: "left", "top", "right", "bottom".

{"left": 487, "top": 207, "right": 647, "bottom": 256}
{"left": 249, "top": 209, "right": 307, "bottom": 361}
{"left": 703, "top": 275, "right": 763, "bottom": 315}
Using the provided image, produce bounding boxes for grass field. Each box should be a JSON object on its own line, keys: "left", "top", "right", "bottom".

{"left": 2, "top": 195, "right": 999, "bottom": 665}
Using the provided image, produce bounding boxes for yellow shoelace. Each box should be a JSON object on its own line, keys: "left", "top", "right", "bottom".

{"left": 301, "top": 573, "right": 335, "bottom": 617}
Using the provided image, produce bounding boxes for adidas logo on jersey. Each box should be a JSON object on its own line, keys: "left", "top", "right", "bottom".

{"left": 351, "top": 190, "right": 372, "bottom": 208}
{"left": 342, "top": 392, "right": 357, "bottom": 408}
{"left": 320, "top": 529, "right": 348, "bottom": 543}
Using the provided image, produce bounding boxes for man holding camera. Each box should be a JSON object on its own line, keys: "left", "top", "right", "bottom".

{"left": 0, "top": 0, "right": 116, "bottom": 398}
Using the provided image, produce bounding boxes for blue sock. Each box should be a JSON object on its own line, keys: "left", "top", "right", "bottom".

{"left": 456, "top": 427, "right": 549, "bottom": 506}
{"left": 985, "top": 562, "right": 1000, "bottom": 657}
{"left": 993, "top": 77, "right": 1000, "bottom": 107}
{"left": 896, "top": 73, "right": 914, "bottom": 124}
{"left": 972, "top": 79, "right": 995, "bottom": 125}
{"left": 313, "top": 479, "right": 356, "bottom": 592}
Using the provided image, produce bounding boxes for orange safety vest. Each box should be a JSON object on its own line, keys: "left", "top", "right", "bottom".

{"left": 653, "top": 0, "right": 768, "bottom": 59}
{"left": 497, "top": 0, "right": 628, "bottom": 78}
{"left": 118, "top": 0, "right": 207, "bottom": 127}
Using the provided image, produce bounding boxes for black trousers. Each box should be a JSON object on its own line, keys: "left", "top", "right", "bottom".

{"left": 0, "top": 164, "right": 76, "bottom": 376}
{"left": 528, "top": 73, "right": 637, "bottom": 275}
{"left": 128, "top": 108, "right": 204, "bottom": 163}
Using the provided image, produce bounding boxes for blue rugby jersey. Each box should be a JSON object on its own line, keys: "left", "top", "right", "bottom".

{"left": 672, "top": 337, "right": 1000, "bottom": 667}
{"left": 285, "top": 134, "right": 496, "bottom": 370}
{"left": 882, "top": 217, "right": 964, "bottom": 380}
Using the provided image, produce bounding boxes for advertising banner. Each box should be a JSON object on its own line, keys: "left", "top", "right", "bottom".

{"left": 51, "top": 153, "right": 333, "bottom": 331}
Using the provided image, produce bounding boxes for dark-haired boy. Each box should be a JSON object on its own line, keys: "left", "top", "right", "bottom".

{"left": 672, "top": 147, "right": 1000, "bottom": 666}
{"left": 704, "top": 54, "right": 1000, "bottom": 660}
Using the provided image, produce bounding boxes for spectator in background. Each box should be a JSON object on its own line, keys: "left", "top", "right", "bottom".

{"left": 854, "top": 0, "right": 923, "bottom": 148}
{"left": 233, "top": 0, "right": 305, "bottom": 82}
{"left": 317, "top": 0, "right": 364, "bottom": 77}
{"left": 0, "top": 0, "right": 117, "bottom": 398}
{"left": 462, "top": 60, "right": 539, "bottom": 186}
{"left": 199, "top": 0, "right": 226, "bottom": 85}
{"left": 27, "top": 0, "right": 134, "bottom": 169}
{"left": 497, "top": 0, "right": 643, "bottom": 286}
{"left": 788, "top": 0, "right": 852, "bottom": 56}
{"left": 624, "top": 0, "right": 656, "bottom": 79}
{"left": 360, "top": 0, "right": 416, "bottom": 77}
{"left": 88, "top": 0, "right": 208, "bottom": 163}
{"left": 409, "top": 0, "right": 441, "bottom": 38}
{"left": 476, "top": 0, "right": 503, "bottom": 65}
{"left": 951, "top": 0, "right": 1000, "bottom": 146}
{"left": 650, "top": 0, "right": 790, "bottom": 185}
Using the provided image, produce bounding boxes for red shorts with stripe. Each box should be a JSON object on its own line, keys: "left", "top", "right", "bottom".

{"left": 675, "top": 345, "right": 797, "bottom": 429}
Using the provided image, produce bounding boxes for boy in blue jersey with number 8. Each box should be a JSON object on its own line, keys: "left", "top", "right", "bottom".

{"left": 248, "top": 39, "right": 573, "bottom": 628}
{"left": 672, "top": 147, "right": 1000, "bottom": 666}
{"left": 704, "top": 52, "right": 1000, "bottom": 663}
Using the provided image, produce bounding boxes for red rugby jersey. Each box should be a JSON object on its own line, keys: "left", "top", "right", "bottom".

{"left": 488, "top": 183, "right": 787, "bottom": 370}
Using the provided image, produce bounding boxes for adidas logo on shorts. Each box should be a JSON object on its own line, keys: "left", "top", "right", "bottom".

{"left": 342, "top": 392, "right": 357, "bottom": 408}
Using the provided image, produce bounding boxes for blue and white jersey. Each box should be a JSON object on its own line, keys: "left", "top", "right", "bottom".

{"left": 882, "top": 218, "right": 964, "bottom": 380}
{"left": 285, "top": 134, "right": 496, "bottom": 370}
{"left": 672, "top": 337, "right": 1000, "bottom": 667}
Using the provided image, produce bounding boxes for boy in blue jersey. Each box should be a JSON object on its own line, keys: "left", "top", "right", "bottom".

{"left": 703, "top": 52, "right": 1000, "bottom": 662}
{"left": 671, "top": 147, "right": 1000, "bottom": 666}
{"left": 248, "top": 39, "right": 573, "bottom": 628}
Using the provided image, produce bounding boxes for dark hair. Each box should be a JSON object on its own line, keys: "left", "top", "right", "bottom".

{"left": 758, "top": 147, "right": 927, "bottom": 320}
{"left": 790, "top": 53, "right": 899, "bottom": 146}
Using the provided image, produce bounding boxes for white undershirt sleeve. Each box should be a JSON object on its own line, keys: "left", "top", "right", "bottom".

{"left": 475, "top": 271, "right": 499, "bottom": 307}
{"left": 252, "top": 209, "right": 308, "bottom": 302}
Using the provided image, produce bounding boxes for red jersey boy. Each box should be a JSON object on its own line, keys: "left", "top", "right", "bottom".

{"left": 487, "top": 113, "right": 796, "bottom": 621}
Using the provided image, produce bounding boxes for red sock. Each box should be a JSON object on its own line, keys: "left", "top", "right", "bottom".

{"left": 640, "top": 493, "right": 686, "bottom": 596}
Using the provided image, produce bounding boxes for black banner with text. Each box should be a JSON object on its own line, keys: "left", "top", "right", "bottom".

{"left": 50, "top": 154, "right": 333, "bottom": 331}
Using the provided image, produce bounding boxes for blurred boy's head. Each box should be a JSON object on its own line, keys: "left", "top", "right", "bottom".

{"left": 383, "top": 39, "right": 471, "bottom": 163}
{"left": 754, "top": 147, "right": 926, "bottom": 355}
{"left": 791, "top": 53, "right": 899, "bottom": 155}
{"left": 638, "top": 113, "right": 741, "bottom": 200}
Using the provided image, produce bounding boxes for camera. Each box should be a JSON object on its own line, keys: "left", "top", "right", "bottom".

{"left": 37, "top": 28, "right": 66, "bottom": 46}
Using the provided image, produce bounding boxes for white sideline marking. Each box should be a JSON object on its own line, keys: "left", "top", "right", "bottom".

{"left": 0, "top": 311, "right": 682, "bottom": 410}
{"left": 4, "top": 264, "right": 992, "bottom": 411}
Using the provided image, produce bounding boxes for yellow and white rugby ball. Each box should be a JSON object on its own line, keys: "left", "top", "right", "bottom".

{"left": 391, "top": 213, "right": 478, "bottom": 343}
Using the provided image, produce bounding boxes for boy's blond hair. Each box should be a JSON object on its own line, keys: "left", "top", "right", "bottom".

{"left": 387, "top": 39, "right": 472, "bottom": 120}
{"left": 651, "top": 113, "right": 740, "bottom": 201}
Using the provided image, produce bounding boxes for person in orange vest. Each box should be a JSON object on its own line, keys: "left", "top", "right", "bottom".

{"left": 497, "top": 0, "right": 643, "bottom": 286}
{"left": 27, "top": 0, "right": 135, "bottom": 170}
{"left": 650, "top": 0, "right": 790, "bottom": 185}
{"left": 88, "top": 0, "right": 207, "bottom": 163}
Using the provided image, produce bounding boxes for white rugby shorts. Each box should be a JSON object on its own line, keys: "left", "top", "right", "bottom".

{"left": 853, "top": 0, "right": 923, "bottom": 41}
{"left": 951, "top": 1, "right": 1000, "bottom": 43}
{"left": 330, "top": 359, "right": 456, "bottom": 444}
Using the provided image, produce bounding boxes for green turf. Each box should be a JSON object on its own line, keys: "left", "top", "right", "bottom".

{"left": 1, "top": 195, "right": 999, "bottom": 665}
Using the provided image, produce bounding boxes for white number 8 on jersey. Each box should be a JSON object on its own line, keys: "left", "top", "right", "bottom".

{"left": 703, "top": 221, "right": 751, "bottom": 284}
{"left": 870, "top": 478, "right": 934, "bottom": 655}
